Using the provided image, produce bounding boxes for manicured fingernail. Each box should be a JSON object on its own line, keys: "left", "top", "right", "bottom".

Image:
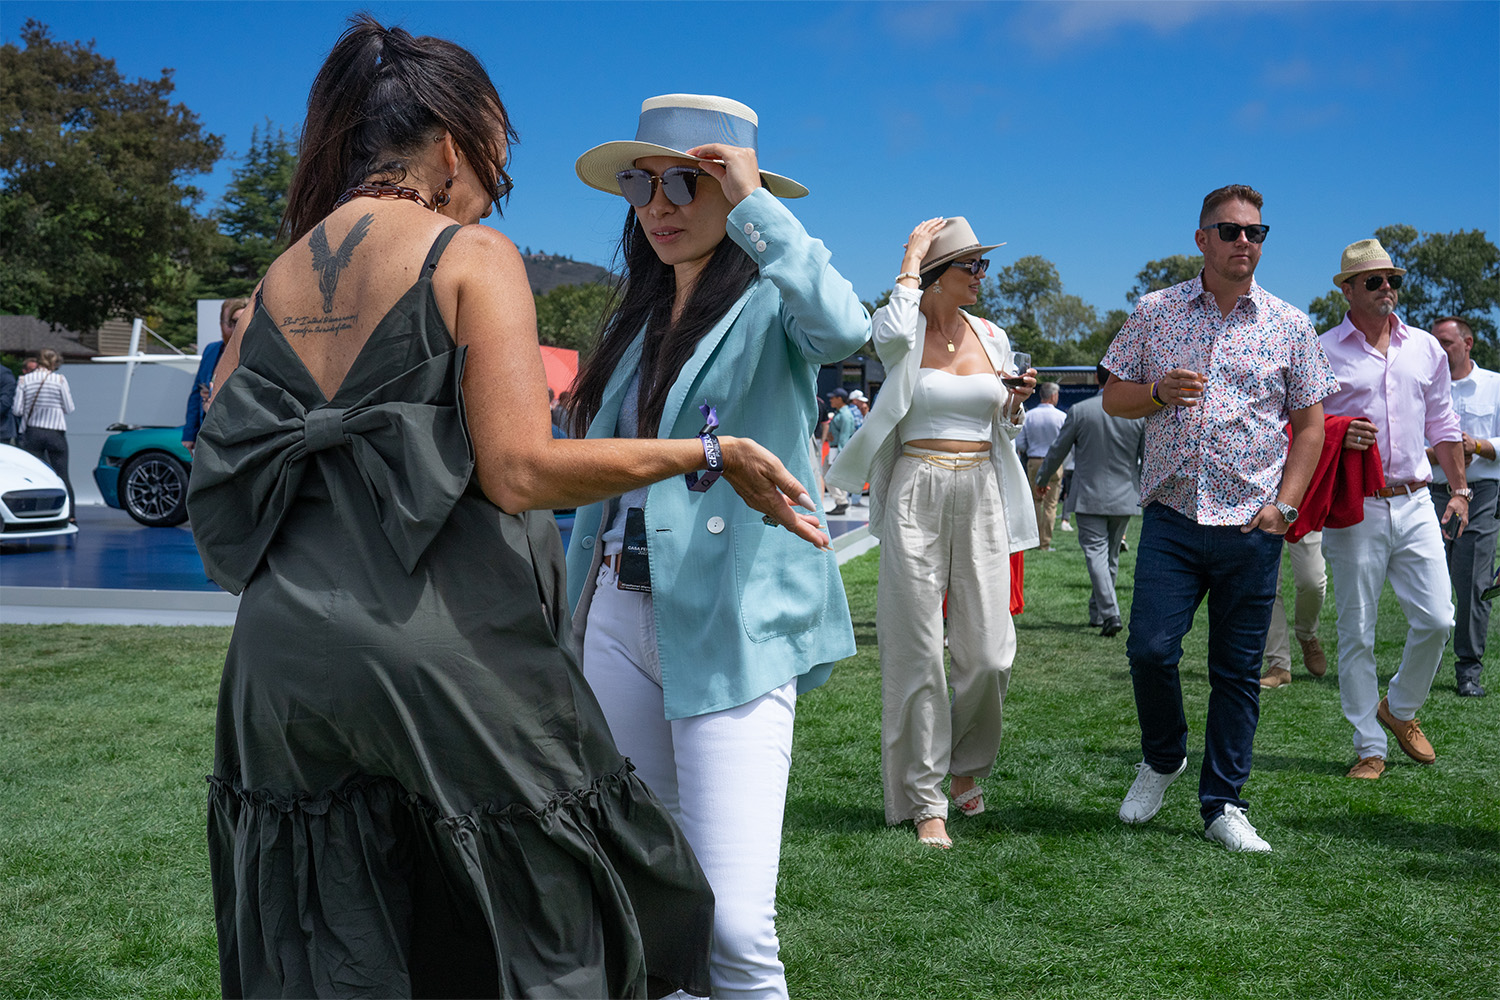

{"left": 797, "top": 492, "right": 815, "bottom": 510}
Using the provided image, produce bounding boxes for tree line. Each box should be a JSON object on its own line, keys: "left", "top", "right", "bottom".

{"left": 4, "top": 22, "right": 1497, "bottom": 368}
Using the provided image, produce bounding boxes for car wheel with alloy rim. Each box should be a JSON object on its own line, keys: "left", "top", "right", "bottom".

{"left": 120, "top": 452, "right": 189, "bottom": 527}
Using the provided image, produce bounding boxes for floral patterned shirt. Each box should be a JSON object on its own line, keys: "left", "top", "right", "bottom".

{"left": 1101, "top": 275, "right": 1338, "bottom": 525}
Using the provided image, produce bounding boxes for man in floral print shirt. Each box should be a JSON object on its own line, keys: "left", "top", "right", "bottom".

{"left": 1100, "top": 184, "right": 1338, "bottom": 853}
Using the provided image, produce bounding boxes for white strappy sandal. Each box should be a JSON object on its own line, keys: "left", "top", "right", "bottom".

{"left": 951, "top": 784, "right": 985, "bottom": 817}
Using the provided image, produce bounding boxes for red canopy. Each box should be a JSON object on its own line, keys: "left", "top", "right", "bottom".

{"left": 539, "top": 345, "right": 579, "bottom": 396}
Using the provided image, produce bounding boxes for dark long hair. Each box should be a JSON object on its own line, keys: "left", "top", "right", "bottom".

{"left": 279, "top": 13, "right": 518, "bottom": 244}
{"left": 569, "top": 211, "right": 759, "bottom": 438}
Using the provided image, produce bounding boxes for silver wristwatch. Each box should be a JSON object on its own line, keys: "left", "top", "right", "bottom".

{"left": 1273, "top": 501, "right": 1299, "bottom": 524}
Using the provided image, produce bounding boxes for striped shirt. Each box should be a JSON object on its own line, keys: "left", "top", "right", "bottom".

{"left": 17, "top": 369, "right": 75, "bottom": 432}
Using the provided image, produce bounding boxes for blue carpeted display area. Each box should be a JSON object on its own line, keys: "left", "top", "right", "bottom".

{"left": 0, "top": 505, "right": 219, "bottom": 591}
{"left": 0, "top": 505, "right": 869, "bottom": 625}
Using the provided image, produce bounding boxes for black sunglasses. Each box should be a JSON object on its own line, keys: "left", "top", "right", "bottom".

{"left": 490, "top": 166, "right": 514, "bottom": 214}
{"left": 1362, "top": 273, "right": 1403, "bottom": 291}
{"left": 494, "top": 166, "right": 514, "bottom": 202}
{"left": 1203, "top": 222, "right": 1270, "bottom": 244}
{"left": 616, "top": 166, "right": 708, "bottom": 208}
{"left": 947, "top": 258, "right": 991, "bottom": 275}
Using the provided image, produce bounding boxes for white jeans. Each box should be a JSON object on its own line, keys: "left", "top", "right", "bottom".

{"left": 1322, "top": 492, "right": 1455, "bottom": 759}
{"left": 583, "top": 564, "right": 795, "bottom": 1000}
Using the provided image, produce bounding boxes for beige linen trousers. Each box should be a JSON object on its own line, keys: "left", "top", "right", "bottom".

{"left": 878, "top": 448, "right": 1016, "bottom": 824}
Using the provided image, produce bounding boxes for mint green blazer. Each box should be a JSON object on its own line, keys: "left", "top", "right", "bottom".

{"left": 566, "top": 188, "right": 870, "bottom": 720}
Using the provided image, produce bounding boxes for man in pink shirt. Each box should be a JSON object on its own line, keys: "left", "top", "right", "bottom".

{"left": 1318, "top": 239, "right": 1468, "bottom": 780}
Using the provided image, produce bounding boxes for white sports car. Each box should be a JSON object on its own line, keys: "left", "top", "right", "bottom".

{"left": 0, "top": 443, "right": 78, "bottom": 542}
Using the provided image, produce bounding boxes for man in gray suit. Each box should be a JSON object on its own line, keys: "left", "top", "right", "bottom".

{"left": 1036, "top": 366, "right": 1147, "bottom": 636}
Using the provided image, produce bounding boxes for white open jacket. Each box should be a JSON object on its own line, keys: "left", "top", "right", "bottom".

{"left": 826, "top": 284, "right": 1040, "bottom": 552}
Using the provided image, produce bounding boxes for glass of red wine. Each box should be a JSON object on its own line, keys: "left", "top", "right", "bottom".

{"left": 1002, "top": 352, "right": 1032, "bottom": 390}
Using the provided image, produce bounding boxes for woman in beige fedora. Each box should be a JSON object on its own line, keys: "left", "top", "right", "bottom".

{"left": 567, "top": 93, "right": 870, "bottom": 998}
{"left": 829, "top": 217, "right": 1038, "bottom": 848}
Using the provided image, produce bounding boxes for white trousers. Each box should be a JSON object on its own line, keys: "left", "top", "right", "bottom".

{"left": 1263, "top": 531, "right": 1326, "bottom": 671}
{"left": 583, "top": 564, "right": 795, "bottom": 1000}
{"left": 877, "top": 449, "right": 1014, "bottom": 824}
{"left": 1322, "top": 492, "right": 1455, "bottom": 759}
{"left": 824, "top": 445, "right": 848, "bottom": 506}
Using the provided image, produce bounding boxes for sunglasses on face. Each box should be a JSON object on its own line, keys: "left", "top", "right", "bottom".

{"left": 947, "top": 258, "right": 991, "bottom": 275}
{"left": 1362, "top": 273, "right": 1403, "bottom": 291}
{"left": 493, "top": 166, "right": 514, "bottom": 202}
{"left": 616, "top": 166, "right": 708, "bottom": 208}
{"left": 1202, "top": 222, "right": 1270, "bottom": 244}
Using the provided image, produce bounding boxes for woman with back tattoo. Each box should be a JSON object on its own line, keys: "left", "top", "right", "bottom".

{"left": 186, "top": 17, "right": 827, "bottom": 998}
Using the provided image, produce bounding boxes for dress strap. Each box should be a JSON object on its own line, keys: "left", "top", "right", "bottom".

{"left": 422, "top": 224, "right": 464, "bottom": 275}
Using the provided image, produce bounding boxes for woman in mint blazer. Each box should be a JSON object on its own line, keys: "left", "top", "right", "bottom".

{"left": 566, "top": 94, "right": 869, "bottom": 999}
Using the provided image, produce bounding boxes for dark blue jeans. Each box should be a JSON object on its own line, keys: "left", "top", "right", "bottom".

{"left": 1126, "top": 503, "right": 1283, "bottom": 825}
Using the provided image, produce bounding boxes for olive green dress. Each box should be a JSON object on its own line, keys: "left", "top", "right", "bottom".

{"left": 187, "top": 227, "right": 713, "bottom": 999}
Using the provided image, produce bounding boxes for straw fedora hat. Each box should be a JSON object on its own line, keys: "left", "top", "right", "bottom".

{"left": 919, "top": 217, "right": 1006, "bottom": 275}
{"left": 576, "top": 94, "right": 808, "bottom": 200}
{"left": 1333, "top": 238, "right": 1407, "bottom": 288}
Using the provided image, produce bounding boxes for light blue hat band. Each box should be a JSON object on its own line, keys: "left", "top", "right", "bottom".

{"left": 635, "top": 106, "right": 757, "bottom": 152}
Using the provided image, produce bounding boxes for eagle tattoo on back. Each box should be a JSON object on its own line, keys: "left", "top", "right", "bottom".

{"left": 309, "top": 214, "right": 375, "bottom": 314}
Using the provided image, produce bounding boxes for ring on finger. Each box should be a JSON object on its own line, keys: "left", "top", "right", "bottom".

{"left": 762, "top": 514, "right": 779, "bottom": 527}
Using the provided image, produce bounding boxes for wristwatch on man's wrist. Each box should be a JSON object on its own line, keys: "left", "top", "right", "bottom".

{"left": 1273, "top": 501, "right": 1299, "bottom": 524}
{"left": 1452, "top": 487, "right": 1475, "bottom": 502}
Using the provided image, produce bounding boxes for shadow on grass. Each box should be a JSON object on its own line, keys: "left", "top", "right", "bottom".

{"left": 1279, "top": 811, "right": 1500, "bottom": 860}
{"left": 1250, "top": 751, "right": 1361, "bottom": 776}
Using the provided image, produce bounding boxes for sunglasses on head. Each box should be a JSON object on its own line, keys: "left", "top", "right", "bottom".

{"left": 1361, "top": 273, "right": 1403, "bottom": 291}
{"left": 946, "top": 258, "right": 991, "bottom": 275}
{"left": 616, "top": 166, "right": 708, "bottom": 208}
{"left": 1203, "top": 222, "right": 1270, "bottom": 243}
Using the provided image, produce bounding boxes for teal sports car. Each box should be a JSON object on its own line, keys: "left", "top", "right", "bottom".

{"left": 94, "top": 424, "right": 193, "bottom": 527}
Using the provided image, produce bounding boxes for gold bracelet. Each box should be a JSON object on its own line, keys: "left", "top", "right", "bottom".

{"left": 895, "top": 271, "right": 922, "bottom": 283}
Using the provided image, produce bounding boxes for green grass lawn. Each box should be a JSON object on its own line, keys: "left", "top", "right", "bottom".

{"left": 3, "top": 528, "right": 1497, "bottom": 998}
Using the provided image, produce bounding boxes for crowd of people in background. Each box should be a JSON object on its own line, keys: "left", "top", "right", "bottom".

{"left": 12, "top": 15, "right": 1486, "bottom": 997}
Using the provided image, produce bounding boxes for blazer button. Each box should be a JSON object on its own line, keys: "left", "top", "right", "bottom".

{"left": 743, "top": 222, "right": 755, "bottom": 235}
{"left": 581, "top": 534, "right": 595, "bottom": 548}
{"left": 756, "top": 241, "right": 768, "bottom": 253}
{"left": 706, "top": 516, "right": 725, "bottom": 534}
{"left": 750, "top": 230, "right": 762, "bottom": 242}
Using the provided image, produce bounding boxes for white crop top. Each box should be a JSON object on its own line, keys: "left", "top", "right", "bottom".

{"left": 897, "top": 368, "right": 1002, "bottom": 443}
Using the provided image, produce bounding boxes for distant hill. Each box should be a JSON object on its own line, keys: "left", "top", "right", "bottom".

{"left": 520, "top": 253, "right": 614, "bottom": 295}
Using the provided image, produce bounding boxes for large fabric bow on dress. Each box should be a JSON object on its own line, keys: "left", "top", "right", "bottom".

{"left": 188, "top": 348, "right": 473, "bottom": 594}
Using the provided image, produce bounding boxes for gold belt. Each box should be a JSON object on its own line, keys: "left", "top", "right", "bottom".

{"left": 902, "top": 449, "right": 988, "bottom": 471}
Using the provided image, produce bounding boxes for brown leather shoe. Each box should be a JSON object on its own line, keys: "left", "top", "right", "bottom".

{"left": 1298, "top": 636, "right": 1328, "bottom": 677}
{"left": 1377, "top": 697, "right": 1435, "bottom": 763}
{"left": 1347, "top": 756, "right": 1385, "bottom": 779}
{"left": 1259, "top": 667, "right": 1292, "bottom": 688}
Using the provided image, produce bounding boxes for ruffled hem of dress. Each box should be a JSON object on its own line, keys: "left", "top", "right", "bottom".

{"left": 207, "top": 765, "right": 713, "bottom": 999}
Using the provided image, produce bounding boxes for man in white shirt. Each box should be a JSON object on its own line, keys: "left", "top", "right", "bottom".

{"left": 1020, "top": 382, "right": 1067, "bottom": 549}
{"left": 1429, "top": 316, "right": 1499, "bottom": 698}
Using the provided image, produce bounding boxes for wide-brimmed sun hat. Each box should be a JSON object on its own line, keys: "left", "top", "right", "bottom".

{"left": 576, "top": 94, "right": 808, "bottom": 200}
{"left": 1333, "top": 238, "right": 1407, "bottom": 288}
{"left": 920, "top": 217, "right": 1006, "bottom": 275}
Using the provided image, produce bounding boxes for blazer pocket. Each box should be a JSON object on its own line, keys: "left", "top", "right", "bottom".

{"left": 732, "top": 522, "right": 828, "bottom": 642}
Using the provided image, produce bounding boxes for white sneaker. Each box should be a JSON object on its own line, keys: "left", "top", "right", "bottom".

{"left": 1118, "top": 758, "right": 1187, "bottom": 824}
{"left": 1059, "top": 519, "right": 1074, "bottom": 532}
{"left": 1204, "top": 804, "right": 1271, "bottom": 852}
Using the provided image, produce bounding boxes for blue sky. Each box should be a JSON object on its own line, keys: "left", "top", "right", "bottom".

{"left": 6, "top": 1, "right": 1498, "bottom": 324}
